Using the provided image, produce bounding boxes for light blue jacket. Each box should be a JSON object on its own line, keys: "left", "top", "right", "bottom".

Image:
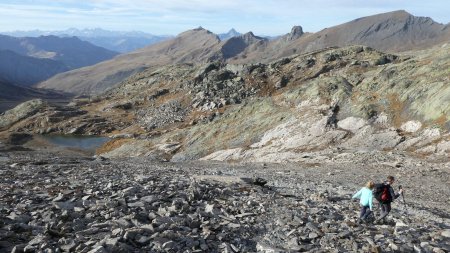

{"left": 352, "top": 187, "right": 373, "bottom": 210}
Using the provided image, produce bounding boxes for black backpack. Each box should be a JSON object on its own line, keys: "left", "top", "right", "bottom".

{"left": 373, "top": 183, "right": 392, "bottom": 203}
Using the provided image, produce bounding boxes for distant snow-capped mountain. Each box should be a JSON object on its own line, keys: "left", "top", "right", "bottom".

{"left": 2, "top": 28, "right": 173, "bottom": 53}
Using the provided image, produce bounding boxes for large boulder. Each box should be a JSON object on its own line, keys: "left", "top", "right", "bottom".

{"left": 0, "top": 99, "right": 45, "bottom": 129}
{"left": 337, "top": 117, "right": 367, "bottom": 132}
{"left": 400, "top": 121, "right": 422, "bottom": 133}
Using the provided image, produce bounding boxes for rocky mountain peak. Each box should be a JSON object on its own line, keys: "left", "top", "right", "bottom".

{"left": 285, "top": 25, "right": 304, "bottom": 41}
{"left": 219, "top": 28, "right": 242, "bottom": 40}
{"left": 193, "top": 26, "right": 206, "bottom": 31}
{"left": 219, "top": 31, "right": 267, "bottom": 59}
{"left": 389, "top": 9, "right": 410, "bottom": 16}
{"left": 240, "top": 32, "right": 266, "bottom": 44}
{"left": 170, "top": 28, "right": 221, "bottom": 48}
{"left": 229, "top": 28, "right": 239, "bottom": 34}
{"left": 179, "top": 27, "right": 219, "bottom": 40}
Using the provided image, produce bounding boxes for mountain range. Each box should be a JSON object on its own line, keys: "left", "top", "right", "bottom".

{"left": 0, "top": 34, "right": 118, "bottom": 86}
{"left": 38, "top": 10, "right": 450, "bottom": 95}
{"left": 2, "top": 28, "right": 173, "bottom": 53}
{"left": 229, "top": 10, "right": 450, "bottom": 63}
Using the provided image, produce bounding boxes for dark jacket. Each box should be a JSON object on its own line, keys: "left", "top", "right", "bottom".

{"left": 383, "top": 182, "right": 400, "bottom": 203}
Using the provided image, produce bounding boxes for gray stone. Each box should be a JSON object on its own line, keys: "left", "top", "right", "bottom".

{"left": 87, "top": 246, "right": 107, "bottom": 253}
{"left": 162, "top": 240, "right": 177, "bottom": 250}
{"left": 441, "top": 229, "right": 450, "bottom": 238}
{"left": 60, "top": 239, "right": 78, "bottom": 252}
{"left": 53, "top": 201, "right": 75, "bottom": 210}
{"left": 394, "top": 221, "right": 409, "bottom": 235}
{"left": 309, "top": 232, "right": 319, "bottom": 239}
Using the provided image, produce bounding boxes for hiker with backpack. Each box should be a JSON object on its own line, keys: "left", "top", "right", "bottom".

{"left": 352, "top": 181, "right": 375, "bottom": 223}
{"left": 373, "top": 175, "right": 404, "bottom": 223}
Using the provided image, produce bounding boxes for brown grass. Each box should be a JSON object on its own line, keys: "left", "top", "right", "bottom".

{"left": 433, "top": 114, "right": 448, "bottom": 129}
{"left": 96, "top": 138, "right": 133, "bottom": 155}
{"left": 386, "top": 93, "right": 407, "bottom": 128}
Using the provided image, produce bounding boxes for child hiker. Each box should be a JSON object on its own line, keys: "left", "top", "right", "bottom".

{"left": 352, "top": 181, "right": 375, "bottom": 223}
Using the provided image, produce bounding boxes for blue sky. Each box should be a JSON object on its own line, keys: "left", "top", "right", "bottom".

{"left": 1, "top": 0, "right": 449, "bottom": 35}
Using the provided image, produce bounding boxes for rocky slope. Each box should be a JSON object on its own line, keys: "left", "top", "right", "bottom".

{"left": 37, "top": 28, "right": 223, "bottom": 95}
{"left": 0, "top": 151, "right": 449, "bottom": 252}
{"left": 4, "top": 43, "right": 449, "bottom": 163}
{"left": 37, "top": 11, "right": 450, "bottom": 95}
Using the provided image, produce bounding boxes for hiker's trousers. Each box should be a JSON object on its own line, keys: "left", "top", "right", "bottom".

{"left": 360, "top": 205, "right": 372, "bottom": 220}
{"left": 378, "top": 202, "right": 392, "bottom": 220}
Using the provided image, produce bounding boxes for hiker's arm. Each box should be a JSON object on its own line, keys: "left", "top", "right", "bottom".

{"left": 352, "top": 189, "right": 362, "bottom": 199}
{"left": 369, "top": 191, "right": 373, "bottom": 210}
{"left": 390, "top": 187, "right": 400, "bottom": 200}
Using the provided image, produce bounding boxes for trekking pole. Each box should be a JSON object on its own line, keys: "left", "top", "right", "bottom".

{"left": 399, "top": 185, "right": 407, "bottom": 213}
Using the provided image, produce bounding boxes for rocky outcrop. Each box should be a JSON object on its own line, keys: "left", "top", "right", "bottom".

{"left": 138, "top": 100, "right": 189, "bottom": 130}
{"left": 0, "top": 99, "right": 125, "bottom": 136}
{"left": 284, "top": 25, "right": 304, "bottom": 41}
{"left": 0, "top": 99, "right": 45, "bottom": 129}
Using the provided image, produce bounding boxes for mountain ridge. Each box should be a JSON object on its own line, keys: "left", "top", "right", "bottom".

{"left": 38, "top": 28, "right": 223, "bottom": 94}
{"left": 0, "top": 35, "right": 118, "bottom": 69}
{"left": 38, "top": 10, "right": 450, "bottom": 95}
{"left": 1, "top": 28, "right": 173, "bottom": 53}
{"left": 0, "top": 50, "right": 69, "bottom": 86}
{"left": 227, "top": 10, "right": 450, "bottom": 63}
{"left": 0, "top": 34, "right": 119, "bottom": 86}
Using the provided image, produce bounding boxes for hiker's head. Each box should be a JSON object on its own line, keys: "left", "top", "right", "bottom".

{"left": 387, "top": 176, "right": 395, "bottom": 185}
{"left": 366, "top": 181, "right": 375, "bottom": 189}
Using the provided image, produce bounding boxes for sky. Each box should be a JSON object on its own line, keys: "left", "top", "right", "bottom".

{"left": 0, "top": 0, "right": 449, "bottom": 36}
